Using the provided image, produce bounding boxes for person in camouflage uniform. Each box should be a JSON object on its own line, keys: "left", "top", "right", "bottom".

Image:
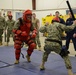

{"left": 0, "top": 12, "right": 6, "bottom": 45}
{"left": 6, "top": 14, "right": 15, "bottom": 46}
{"left": 32, "top": 13, "right": 41, "bottom": 50}
{"left": 43, "top": 22, "right": 49, "bottom": 37}
{"left": 39, "top": 17, "right": 76, "bottom": 75}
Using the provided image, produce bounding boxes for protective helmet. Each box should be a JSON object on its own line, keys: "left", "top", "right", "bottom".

{"left": 52, "top": 17, "right": 60, "bottom": 23}
{"left": 23, "top": 9, "right": 32, "bottom": 22}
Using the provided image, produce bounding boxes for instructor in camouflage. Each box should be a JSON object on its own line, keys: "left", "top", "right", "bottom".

{"left": 6, "top": 14, "right": 15, "bottom": 46}
{"left": 39, "top": 17, "right": 76, "bottom": 75}
{"left": 32, "top": 13, "right": 41, "bottom": 50}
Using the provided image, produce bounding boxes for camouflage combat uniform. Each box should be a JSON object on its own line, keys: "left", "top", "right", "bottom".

{"left": 39, "top": 22, "right": 76, "bottom": 69}
{"left": 6, "top": 19, "right": 15, "bottom": 43}
{"left": 32, "top": 18, "right": 41, "bottom": 48}
{"left": 0, "top": 16, "right": 6, "bottom": 45}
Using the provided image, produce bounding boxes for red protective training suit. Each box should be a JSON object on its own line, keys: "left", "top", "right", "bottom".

{"left": 13, "top": 10, "right": 37, "bottom": 60}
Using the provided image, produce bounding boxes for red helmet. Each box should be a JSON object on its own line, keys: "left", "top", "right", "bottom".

{"left": 52, "top": 17, "right": 60, "bottom": 23}
{"left": 23, "top": 9, "right": 32, "bottom": 22}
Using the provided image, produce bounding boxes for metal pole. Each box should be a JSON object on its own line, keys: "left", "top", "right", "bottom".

{"left": 66, "top": 0, "right": 75, "bottom": 20}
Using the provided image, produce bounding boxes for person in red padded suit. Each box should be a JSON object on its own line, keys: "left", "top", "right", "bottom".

{"left": 13, "top": 9, "right": 37, "bottom": 64}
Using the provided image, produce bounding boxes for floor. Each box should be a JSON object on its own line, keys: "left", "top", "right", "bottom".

{"left": 0, "top": 36, "right": 76, "bottom": 75}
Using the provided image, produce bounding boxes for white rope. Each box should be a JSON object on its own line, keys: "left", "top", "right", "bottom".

{"left": 57, "top": 0, "right": 66, "bottom": 8}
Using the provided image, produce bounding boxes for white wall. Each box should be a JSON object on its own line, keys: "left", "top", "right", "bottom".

{"left": 13, "top": 0, "right": 32, "bottom": 10}
{"left": 36, "top": 0, "right": 76, "bottom": 10}
{"left": 0, "top": 0, "right": 32, "bottom": 10}
{"left": 0, "top": 0, "right": 76, "bottom": 10}
{"left": 0, "top": 0, "right": 12, "bottom": 9}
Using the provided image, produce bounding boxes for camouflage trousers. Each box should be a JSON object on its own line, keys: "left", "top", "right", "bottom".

{"left": 42, "top": 41, "right": 72, "bottom": 69}
{"left": 7, "top": 30, "right": 14, "bottom": 42}
{"left": 34, "top": 35, "right": 41, "bottom": 48}
{"left": 0, "top": 29, "right": 3, "bottom": 43}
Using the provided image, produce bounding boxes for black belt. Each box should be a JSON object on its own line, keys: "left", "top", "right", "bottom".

{"left": 46, "top": 39, "right": 62, "bottom": 46}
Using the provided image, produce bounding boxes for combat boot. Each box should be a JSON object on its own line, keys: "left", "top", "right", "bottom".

{"left": 75, "top": 50, "right": 76, "bottom": 57}
{"left": 26, "top": 55, "right": 31, "bottom": 62}
{"left": 35, "top": 47, "right": 37, "bottom": 49}
{"left": 38, "top": 47, "right": 41, "bottom": 51}
{"left": 70, "top": 40, "right": 72, "bottom": 43}
{"left": 4, "top": 42, "right": 9, "bottom": 46}
{"left": 0, "top": 42, "right": 2, "bottom": 46}
{"left": 24, "top": 44, "right": 28, "bottom": 48}
{"left": 14, "top": 60, "right": 19, "bottom": 64}
{"left": 6, "top": 42, "right": 9, "bottom": 46}
{"left": 67, "top": 69, "right": 73, "bottom": 75}
{"left": 40, "top": 61, "right": 45, "bottom": 70}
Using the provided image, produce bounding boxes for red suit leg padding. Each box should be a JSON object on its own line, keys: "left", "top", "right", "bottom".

{"left": 14, "top": 39, "right": 22, "bottom": 60}
{"left": 27, "top": 42, "right": 36, "bottom": 56}
{"left": 15, "top": 49, "right": 21, "bottom": 60}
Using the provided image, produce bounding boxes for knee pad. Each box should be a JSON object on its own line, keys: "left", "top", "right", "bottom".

{"left": 15, "top": 40, "right": 22, "bottom": 45}
{"left": 14, "top": 44, "right": 22, "bottom": 49}
{"left": 60, "top": 50, "right": 70, "bottom": 57}
{"left": 27, "top": 43, "right": 36, "bottom": 56}
{"left": 15, "top": 36, "right": 20, "bottom": 40}
{"left": 14, "top": 40, "right": 22, "bottom": 49}
{"left": 30, "top": 43, "right": 36, "bottom": 49}
{"left": 60, "top": 45, "right": 70, "bottom": 57}
{"left": 44, "top": 46, "right": 51, "bottom": 54}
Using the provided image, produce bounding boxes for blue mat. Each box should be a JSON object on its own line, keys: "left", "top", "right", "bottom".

{"left": 0, "top": 46, "right": 76, "bottom": 75}
{"left": 0, "top": 62, "right": 9, "bottom": 68}
{"left": 0, "top": 46, "right": 28, "bottom": 64}
{"left": 0, "top": 66, "right": 38, "bottom": 75}
{"left": 17, "top": 61, "right": 67, "bottom": 75}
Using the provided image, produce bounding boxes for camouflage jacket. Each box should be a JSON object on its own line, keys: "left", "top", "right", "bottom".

{"left": 32, "top": 18, "right": 39, "bottom": 30}
{"left": 6, "top": 19, "right": 15, "bottom": 30}
{"left": 39, "top": 22, "right": 76, "bottom": 42}
{"left": 0, "top": 16, "right": 6, "bottom": 29}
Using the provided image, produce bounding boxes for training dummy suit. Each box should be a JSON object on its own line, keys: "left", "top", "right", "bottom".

{"left": 13, "top": 10, "right": 37, "bottom": 64}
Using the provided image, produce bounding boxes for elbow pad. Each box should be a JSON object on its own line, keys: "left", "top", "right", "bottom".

{"left": 31, "top": 29, "right": 37, "bottom": 38}
{"left": 33, "top": 28, "right": 37, "bottom": 34}
{"left": 31, "top": 32, "right": 37, "bottom": 38}
{"left": 12, "top": 29, "right": 22, "bottom": 35}
{"left": 16, "top": 30, "right": 22, "bottom": 35}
